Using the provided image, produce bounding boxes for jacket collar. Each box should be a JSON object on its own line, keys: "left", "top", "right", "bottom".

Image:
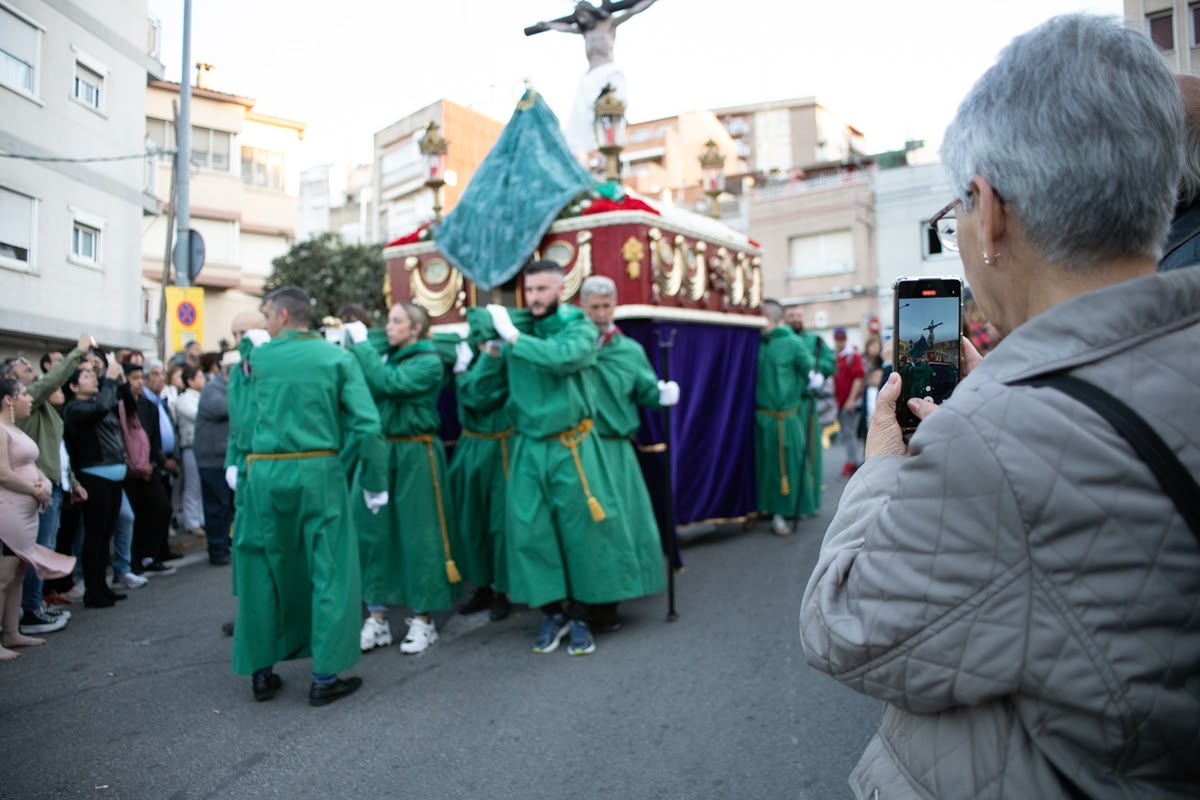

{"left": 967, "top": 268, "right": 1200, "bottom": 386}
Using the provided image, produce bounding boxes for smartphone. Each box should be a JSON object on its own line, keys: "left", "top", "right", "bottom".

{"left": 893, "top": 277, "right": 963, "bottom": 436}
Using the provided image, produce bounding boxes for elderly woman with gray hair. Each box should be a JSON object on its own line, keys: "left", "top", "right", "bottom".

{"left": 799, "top": 14, "right": 1200, "bottom": 800}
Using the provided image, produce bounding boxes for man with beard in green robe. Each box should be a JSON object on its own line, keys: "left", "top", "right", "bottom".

{"left": 755, "top": 300, "right": 814, "bottom": 536}
{"left": 485, "top": 260, "right": 633, "bottom": 657}
{"left": 228, "top": 286, "right": 387, "bottom": 706}
{"left": 447, "top": 335, "right": 514, "bottom": 623}
{"left": 579, "top": 275, "right": 677, "bottom": 633}
{"left": 344, "top": 302, "right": 461, "bottom": 656}
{"left": 784, "top": 304, "right": 835, "bottom": 518}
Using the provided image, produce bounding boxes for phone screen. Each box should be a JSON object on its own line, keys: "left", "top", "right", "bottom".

{"left": 893, "top": 277, "right": 962, "bottom": 434}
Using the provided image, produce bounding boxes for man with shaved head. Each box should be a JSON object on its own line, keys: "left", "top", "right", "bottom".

{"left": 1160, "top": 74, "right": 1200, "bottom": 271}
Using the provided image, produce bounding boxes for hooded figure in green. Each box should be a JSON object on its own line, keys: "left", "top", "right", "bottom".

{"left": 755, "top": 300, "right": 814, "bottom": 535}
{"left": 345, "top": 302, "right": 460, "bottom": 656}
{"left": 483, "top": 261, "right": 632, "bottom": 656}
{"left": 783, "top": 304, "right": 836, "bottom": 516}
{"left": 446, "top": 332, "right": 513, "bottom": 619}
{"left": 579, "top": 276, "right": 675, "bottom": 613}
{"left": 227, "top": 287, "right": 386, "bottom": 706}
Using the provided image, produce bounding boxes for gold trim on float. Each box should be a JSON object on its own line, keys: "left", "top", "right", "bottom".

{"left": 562, "top": 230, "right": 592, "bottom": 301}
{"left": 749, "top": 256, "right": 763, "bottom": 309}
{"left": 731, "top": 251, "right": 748, "bottom": 307}
{"left": 407, "top": 256, "right": 463, "bottom": 319}
{"left": 621, "top": 236, "right": 644, "bottom": 280}
{"left": 687, "top": 240, "right": 708, "bottom": 302}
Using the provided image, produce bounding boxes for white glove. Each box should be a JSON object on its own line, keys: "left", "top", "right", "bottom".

{"left": 808, "top": 371, "right": 825, "bottom": 391}
{"left": 244, "top": 329, "right": 271, "bottom": 347}
{"left": 343, "top": 320, "right": 368, "bottom": 345}
{"left": 657, "top": 379, "right": 680, "bottom": 407}
{"left": 363, "top": 490, "right": 389, "bottom": 515}
{"left": 453, "top": 341, "right": 473, "bottom": 374}
{"left": 225, "top": 465, "right": 238, "bottom": 491}
{"left": 486, "top": 304, "right": 520, "bottom": 343}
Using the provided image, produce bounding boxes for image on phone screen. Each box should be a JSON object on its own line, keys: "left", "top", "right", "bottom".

{"left": 894, "top": 278, "right": 962, "bottom": 433}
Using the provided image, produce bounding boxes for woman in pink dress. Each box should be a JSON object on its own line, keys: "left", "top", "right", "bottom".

{"left": 0, "top": 377, "right": 76, "bottom": 660}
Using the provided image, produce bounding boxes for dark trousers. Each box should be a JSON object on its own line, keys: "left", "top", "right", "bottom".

{"left": 77, "top": 472, "right": 122, "bottom": 599}
{"left": 125, "top": 474, "right": 171, "bottom": 565}
{"left": 198, "top": 467, "right": 232, "bottom": 559}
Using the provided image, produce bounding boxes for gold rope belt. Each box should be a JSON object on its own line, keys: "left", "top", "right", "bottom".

{"left": 386, "top": 434, "right": 461, "bottom": 584}
{"left": 756, "top": 407, "right": 799, "bottom": 497}
{"left": 540, "top": 418, "right": 606, "bottom": 522}
{"left": 246, "top": 449, "right": 337, "bottom": 475}
{"left": 461, "top": 427, "right": 515, "bottom": 478}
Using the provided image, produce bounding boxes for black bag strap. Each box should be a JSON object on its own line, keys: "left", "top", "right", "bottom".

{"left": 1009, "top": 373, "right": 1200, "bottom": 541}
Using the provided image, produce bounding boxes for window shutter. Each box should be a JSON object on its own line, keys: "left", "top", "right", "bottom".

{"left": 0, "top": 188, "right": 33, "bottom": 250}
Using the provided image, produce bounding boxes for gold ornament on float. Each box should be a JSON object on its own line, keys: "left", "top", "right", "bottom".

{"left": 561, "top": 231, "right": 592, "bottom": 301}
{"left": 731, "top": 251, "right": 747, "bottom": 307}
{"left": 406, "top": 256, "right": 463, "bottom": 319}
{"left": 748, "top": 256, "right": 764, "bottom": 309}
{"left": 686, "top": 240, "right": 708, "bottom": 302}
{"left": 621, "top": 236, "right": 644, "bottom": 280}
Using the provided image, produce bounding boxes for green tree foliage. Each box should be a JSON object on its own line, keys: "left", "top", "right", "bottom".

{"left": 264, "top": 233, "right": 388, "bottom": 326}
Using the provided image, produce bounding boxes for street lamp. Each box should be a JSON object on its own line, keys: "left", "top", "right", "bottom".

{"left": 593, "top": 83, "right": 626, "bottom": 183}
{"left": 699, "top": 139, "right": 725, "bottom": 220}
{"left": 419, "top": 121, "right": 448, "bottom": 222}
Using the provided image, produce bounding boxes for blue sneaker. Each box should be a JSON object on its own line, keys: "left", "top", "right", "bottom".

{"left": 567, "top": 619, "right": 596, "bottom": 656}
{"left": 532, "top": 613, "right": 570, "bottom": 654}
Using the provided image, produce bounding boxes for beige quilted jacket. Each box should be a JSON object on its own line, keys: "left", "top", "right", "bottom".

{"left": 800, "top": 268, "right": 1200, "bottom": 799}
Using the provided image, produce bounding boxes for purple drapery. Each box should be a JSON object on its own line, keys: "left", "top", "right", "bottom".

{"left": 620, "top": 319, "right": 761, "bottom": 538}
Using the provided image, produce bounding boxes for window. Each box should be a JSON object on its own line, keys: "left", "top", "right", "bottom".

{"left": 191, "top": 126, "right": 232, "bottom": 171}
{"left": 146, "top": 117, "right": 175, "bottom": 160}
{"left": 1192, "top": 3, "right": 1200, "bottom": 47}
{"left": 73, "top": 60, "right": 102, "bottom": 108}
{"left": 1149, "top": 12, "right": 1174, "bottom": 52}
{"left": 0, "top": 5, "right": 39, "bottom": 96}
{"left": 0, "top": 186, "right": 34, "bottom": 271}
{"left": 240, "top": 146, "right": 286, "bottom": 190}
{"left": 69, "top": 209, "right": 104, "bottom": 267}
{"left": 787, "top": 230, "right": 853, "bottom": 278}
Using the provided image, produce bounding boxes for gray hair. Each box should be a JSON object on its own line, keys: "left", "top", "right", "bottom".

{"left": 1177, "top": 75, "right": 1200, "bottom": 204}
{"left": 940, "top": 14, "right": 1182, "bottom": 269}
{"left": 580, "top": 275, "right": 617, "bottom": 301}
{"left": 761, "top": 299, "right": 784, "bottom": 324}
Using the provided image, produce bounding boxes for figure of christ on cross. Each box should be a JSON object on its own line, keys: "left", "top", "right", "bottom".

{"left": 525, "top": 1, "right": 660, "bottom": 71}
{"left": 924, "top": 319, "right": 944, "bottom": 347}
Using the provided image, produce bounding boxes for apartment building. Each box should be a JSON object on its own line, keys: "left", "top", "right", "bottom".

{"left": 142, "top": 73, "right": 305, "bottom": 350}
{"left": 621, "top": 110, "right": 739, "bottom": 219}
{"left": 1, "top": 0, "right": 164, "bottom": 355}
{"left": 374, "top": 99, "right": 503, "bottom": 245}
{"left": 1128, "top": 0, "right": 1200, "bottom": 74}
{"left": 298, "top": 162, "right": 374, "bottom": 244}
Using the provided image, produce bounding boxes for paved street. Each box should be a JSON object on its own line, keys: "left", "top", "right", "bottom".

{"left": 0, "top": 457, "right": 880, "bottom": 800}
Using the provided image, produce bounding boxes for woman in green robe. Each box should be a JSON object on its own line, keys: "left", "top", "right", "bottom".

{"left": 349, "top": 303, "right": 461, "bottom": 655}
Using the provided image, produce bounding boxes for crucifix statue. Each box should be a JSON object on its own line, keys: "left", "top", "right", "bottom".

{"left": 923, "top": 319, "right": 944, "bottom": 347}
{"left": 525, "top": 1, "right": 661, "bottom": 160}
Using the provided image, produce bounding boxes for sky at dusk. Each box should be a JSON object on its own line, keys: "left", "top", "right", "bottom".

{"left": 147, "top": 0, "right": 1126, "bottom": 170}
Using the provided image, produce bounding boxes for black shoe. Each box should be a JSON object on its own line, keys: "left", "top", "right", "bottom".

{"left": 252, "top": 672, "right": 283, "bottom": 702}
{"left": 459, "top": 586, "right": 494, "bottom": 615}
{"left": 140, "top": 560, "right": 177, "bottom": 576}
{"left": 489, "top": 592, "right": 511, "bottom": 622}
{"left": 309, "top": 676, "right": 362, "bottom": 707}
{"left": 221, "top": 621, "right": 235, "bottom": 637}
{"left": 162, "top": 551, "right": 185, "bottom": 563}
{"left": 209, "top": 554, "right": 230, "bottom": 566}
{"left": 106, "top": 590, "right": 128, "bottom": 602}
{"left": 84, "top": 594, "right": 116, "bottom": 608}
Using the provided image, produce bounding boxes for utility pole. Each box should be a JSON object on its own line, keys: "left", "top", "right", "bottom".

{"left": 157, "top": 99, "right": 179, "bottom": 362}
{"left": 174, "top": 0, "right": 193, "bottom": 287}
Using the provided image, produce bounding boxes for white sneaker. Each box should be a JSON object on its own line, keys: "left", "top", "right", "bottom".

{"left": 771, "top": 514, "right": 791, "bottom": 536}
{"left": 112, "top": 572, "right": 149, "bottom": 589}
{"left": 399, "top": 617, "right": 438, "bottom": 654}
{"left": 64, "top": 581, "right": 85, "bottom": 603}
{"left": 360, "top": 617, "right": 393, "bottom": 652}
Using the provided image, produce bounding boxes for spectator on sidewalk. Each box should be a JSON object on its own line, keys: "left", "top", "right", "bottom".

{"left": 173, "top": 365, "right": 206, "bottom": 537}
{"left": 832, "top": 328, "right": 864, "bottom": 477}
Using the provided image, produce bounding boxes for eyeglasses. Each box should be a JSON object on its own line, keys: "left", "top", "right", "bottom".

{"left": 929, "top": 200, "right": 958, "bottom": 253}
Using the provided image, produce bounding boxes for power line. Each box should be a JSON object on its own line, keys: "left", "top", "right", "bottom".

{"left": 0, "top": 150, "right": 176, "bottom": 163}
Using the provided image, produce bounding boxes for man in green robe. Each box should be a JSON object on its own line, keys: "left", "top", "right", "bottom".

{"left": 344, "top": 303, "right": 460, "bottom": 656}
{"left": 227, "top": 286, "right": 387, "bottom": 707}
{"left": 579, "top": 276, "right": 677, "bottom": 632}
{"left": 755, "top": 300, "right": 815, "bottom": 536}
{"left": 784, "top": 304, "right": 836, "bottom": 517}
{"left": 485, "top": 260, "right": 633, "bottom": 657}
{"left": 447, "top": 336, "right": 514, "bottom": 622}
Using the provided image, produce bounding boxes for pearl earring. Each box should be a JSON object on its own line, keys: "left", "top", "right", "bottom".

{"left": 982, "top": 252, "right": 992, "bottom": 266}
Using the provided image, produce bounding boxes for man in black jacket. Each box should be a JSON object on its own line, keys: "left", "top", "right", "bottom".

{"left": 131, "top": 361, "right": 179, "bottom": 573}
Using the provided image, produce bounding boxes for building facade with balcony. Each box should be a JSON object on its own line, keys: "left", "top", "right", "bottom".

{"left": 374, "top": 99, "right": 503, "bottom": 244}
{"left": 142, "top": 76, "right": 305, "bottom": 352}
{"left": 1, "top": 0, "right": 164, "bottom": 356}
{"left": 1127, "top": 0, "right": 1200, "bottom": 74}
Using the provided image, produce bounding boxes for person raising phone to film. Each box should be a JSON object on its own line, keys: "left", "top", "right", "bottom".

{"left": 800, "top": 14, "right": 1200, "bottom": 800}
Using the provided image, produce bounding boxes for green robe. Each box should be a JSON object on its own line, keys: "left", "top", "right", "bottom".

{"left": 754, "top": 326, "right": 814, "bottom": 517}
{"left": 500, "top": 305, "right": 642, "bottom": 607}
{"left": 447, "top": 350, "right": 512, "bottom": 593}
{"left": 225, "top": 335, "right": 258, "bottom": 600}
{"left": 795, "top": 330, "right": 836, "bottom": 516}
{"left": 592, "top": 331, "right": 668, "bottom": 598}
{"left": 350, "top": 338, "right": 461, "bottom": 611}
{"left": 230, "top": 329, "right": 386, "bottom": 676}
